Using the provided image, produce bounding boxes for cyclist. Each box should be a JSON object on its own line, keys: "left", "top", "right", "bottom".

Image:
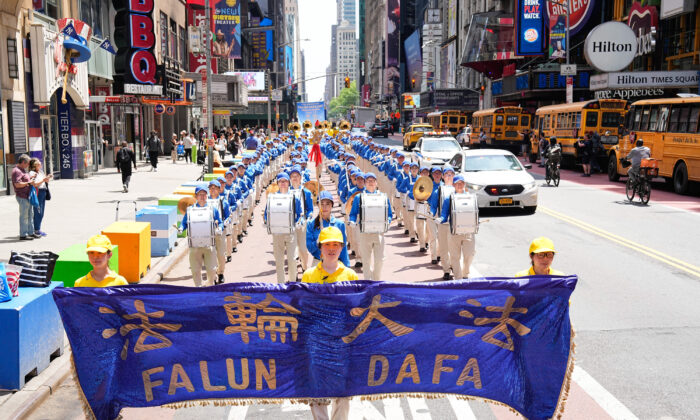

{"left": 625, "top": 139, "right": 651, "bottom": 185}
{"left": 545, "top": 137, "right": 561, "bottom": 179}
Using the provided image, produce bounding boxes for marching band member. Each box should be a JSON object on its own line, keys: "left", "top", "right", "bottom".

{"left": 349, "top": 172, "right": 392, "bottom": 280}
{"left": 265, "top": 172, "right": 303, "bottom": 283}
{"left": 346, "top": 171, "right": 366, "bottom": 268}
{"left": 306, "top": 191, "right": 350, "bottom": 267}
{"left": 437, "top": 175, "right": 477, "bottom": 280}
{"left": 181, "top": 187, "right": 223, "bottom": 287}
{"left": 389, "top": 151, "right": 406, "bottom": 227}
{"left": 237, "top": 162, "right": 254, "bottom": 232}
{"left": 208, "top": 180, "right": 231, "bottom": 284}
{"left": 435, "top": 165, "right": 456, "bottom": 280}
{"left": 413, "top": 166, "right": 432, "bottom": 252}
{"left": 426, "top": 167, "right": 443, "bottom": 265}
{"left": 223, "top": 171, "right": 241, "bottom": 254}
{"left": 289, "top": 165, "right": 314, "bottom": 271}
{"left": 396, "top": 161, "right": 416, "bottom": 239}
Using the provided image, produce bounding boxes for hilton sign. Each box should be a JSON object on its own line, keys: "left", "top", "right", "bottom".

{"left": 584, "top": 22, "right": 638, "bottom": 73}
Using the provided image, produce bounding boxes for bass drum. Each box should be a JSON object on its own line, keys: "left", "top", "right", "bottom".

{"left": 266, "top": 193, "right": 295, "bottom": 235}
{"left": 359, "top": 192, "right": 389, "bottom": 233}
{"left": 187, "top": 206, "right": 216, "bottom": 248}
{"left": 450, "top": 193, "right": 479, "bottom": 235}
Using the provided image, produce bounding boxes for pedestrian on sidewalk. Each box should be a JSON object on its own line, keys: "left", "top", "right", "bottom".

{"left": 170, "top": 133, "right": 180, "bottom": 164}
{"left": 145, "top": 130, "right": 161, "bottom": 171}
{"left": 183, "top": 131, "right": 194, "bottom": 163}
{"left": 74, "top": 235, "right": 128, "bottom": 287}
{"left": 11, "top": 154, "right": 37, "bottom": 240}
{"left": 28, "top": 158, "right": 52, "bottom": 237}
{"left": 117, "top": 141, "right": 137, "bottom": 192}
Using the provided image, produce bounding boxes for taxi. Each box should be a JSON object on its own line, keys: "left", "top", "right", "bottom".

{"left": 402, "top": 124, "right": 434, "bottom": 151}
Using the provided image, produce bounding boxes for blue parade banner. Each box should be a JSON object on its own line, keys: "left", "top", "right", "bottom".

{"left": 52, "top": 277, "right": 577, "bottom": 420}
{"left": 515, "top": 0, "right": 547, "bottom": 56}
{"left": 296, "top": 101, "right": 326, "bottom": 125}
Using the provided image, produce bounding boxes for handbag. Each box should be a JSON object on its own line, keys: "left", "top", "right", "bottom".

{"left": 9, "top": 251, "right": 59, "bottom": 287}
{"left": 29, "top": 186, "right": 40, "bottom": 207}
{"left": 45, "top": 184, "right": 52, "bottom": 201}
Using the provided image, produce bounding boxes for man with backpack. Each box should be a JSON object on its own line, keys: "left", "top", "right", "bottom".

{"left": 116, "top": 141, "right": 136, "bottom": 193}
{"left": 145, "top": 131, "right": 162, "bottom": 171}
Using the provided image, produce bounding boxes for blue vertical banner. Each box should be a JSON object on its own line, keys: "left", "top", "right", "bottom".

{"left": 515, "top": 0, "right": 546, "bottom": 56}
{"left": 57, "top": 89, "right": 73, "bottom": 179}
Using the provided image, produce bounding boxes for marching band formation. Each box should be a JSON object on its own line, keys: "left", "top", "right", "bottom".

{"left": 178, "top": 125, "right": 480, "bottom": 285}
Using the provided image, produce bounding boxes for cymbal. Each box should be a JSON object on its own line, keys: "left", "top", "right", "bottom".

{"left": 177, "top": 196, "right": 196, "bottom": 214}
{"left": 266, "top": 182, "right": 279, "bottom": 194}
{"left": 304, "top": 180, "right": 324, "bottom": 202}
{"left": 346, "top": 191, "right": 361, "bottom": 215}
{"left": 413, "top": 176, "right": 433, "bottom": 202}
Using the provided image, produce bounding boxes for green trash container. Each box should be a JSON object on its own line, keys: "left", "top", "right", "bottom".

{"left": 159, "top": 194, "right": 187, "bottom": 238}
{"left": 52, "top": 244, "right": 119, "bottom": 287}
{"left": 192, "top": 145, "right": 198, "bottom": 163}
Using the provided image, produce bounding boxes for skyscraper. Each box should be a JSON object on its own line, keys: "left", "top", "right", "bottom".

{"left": 337, "top": 0, "right": 356, "bottom": 27}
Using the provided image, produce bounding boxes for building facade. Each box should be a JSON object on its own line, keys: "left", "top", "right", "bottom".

{"left": 336, "top": 21, "right": 357, "bottom": 95}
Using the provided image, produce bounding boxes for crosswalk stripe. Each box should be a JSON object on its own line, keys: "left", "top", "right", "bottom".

{"left": 226, "top": 405, "right": 249, "bottom": 420}
{"left": 349, "top": 399, "right": 405, "bottom": 420}
{"left": 407, "top": 398, "right": 432, "bottom": 420}
{"left": 447, "top": 396, "right": 478, "bottom": 420}
{"left": 573, "top": 366, "right": 639, "bottom": 420}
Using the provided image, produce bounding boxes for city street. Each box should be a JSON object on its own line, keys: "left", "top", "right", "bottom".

{"left": 19, "top": 150, "right": 700, "bottom": 419}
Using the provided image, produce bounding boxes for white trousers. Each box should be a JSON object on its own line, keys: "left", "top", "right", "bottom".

{"left": 358, "top": 232, "right": 385, "bottom": 280}
{"left": 392, "top": 193, "right": 403, "bottom": 223}
{"left": 427, "top": 219, "right": 438, "bottom": 260}
{"left": 448, "top": 233, "right": 476, "bottom": 280}
{"left": 403, "top": 205, "right": 415, "bottom": 238}
{"left": 189, "top": 246, "right": 217, "bottom": 287}
{"left": 310, "top": 398, "right": 350, "bottom": 420}
{"left": 295, "top": 224, "right": 309, "bottom": 270}
{"left": 415, "top": 217, "right": 428, "bottom": 247}
{"left": 438, "top": 223, "right": 451, "bottom": 273}
{"left": 214, "top": 234, "right": 227, "bottom": 275}
{"left": 272, "top": 233, "right": 297, "bottom": 283}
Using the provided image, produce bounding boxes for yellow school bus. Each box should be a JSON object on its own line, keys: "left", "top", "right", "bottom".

{"left": 426, "top": 110, "right": 468, "bottom": 136}
{"left": 533, "top": 99, "right": 628, "bottom": 166}
{"left": 609, "top": 97, "right": 700, "bottom": 194}
{"left": 471, "top": 107, "right": 531, "bottom": 151}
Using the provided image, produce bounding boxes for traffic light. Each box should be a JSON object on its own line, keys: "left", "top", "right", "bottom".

{"left": 411, "top": 78, "right": 416, "bottom": 90}
{"left": 344, "top": 77, "right": 350, "bottom": 88}
{"left": 480, "top": 84, "right": 485, "bottom": 94}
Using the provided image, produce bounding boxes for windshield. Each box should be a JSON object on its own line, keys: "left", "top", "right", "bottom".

{"left": 351, "top": 128, "right": 367, "bottom": 133}
{"left": 422, "top": 139, "right": 461, "bottom": 153}
{"left": 601, "top": 112, "right": 621, "bottom": 128}
{"left": 463, "top": 154, "right": 523, "bottom": 171}
{"left": 413, "top": 126, "right": 432, "bottom": 132}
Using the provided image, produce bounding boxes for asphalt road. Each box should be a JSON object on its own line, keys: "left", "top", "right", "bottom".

{"left": 25, "top": 139, "right": 700, "bottom": 419}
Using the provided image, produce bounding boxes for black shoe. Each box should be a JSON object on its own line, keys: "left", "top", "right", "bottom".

{"left": 425, "top": 244, "right": 429, "bottom": 250}
{"left": 243, "top": 230, "right": 248, "bottom": 235}
{"left": 410, "top": 238, "right": 417, "bottom": 243}
{"left": 232, "top": 247, "right": 238, "bottom": 253}
{"left": 248, "top": 220, "right": 253, "bottom": 226}
{"left": 419, "top": 247, "right": 426, "bottom": 252}
{"left": 217, "top": 274, "right": 224, "bottom": 284}
{"left": 354, "top": 262, "right": 363, "bottom": 268}
{"left": 237, "top": 234, "right": 243, "bottom": 242}
{"left": 32, "top": 233, "right": 42, "bottom": 238}
{"left": 398, "top": 223, "right": 404, "bottom": 228}
{"left": 227, "top": 256, "right": 232, "bottom": 262}
{"left": 404, "top": 229, "right": 409, "bottom": 235}
{"left": 442, "top": 272, "right": 453, "bottom": 280}
{"left": 350, "top": 250, "right": 356, "bottom": 257}
{"left": 19, "top": 236, "right": 33, "bottom": 241}
{"left": 431, "top": 259, "right": 438, "bottom": 265}
{"left": 437, "top": 256, "right": 441, "bottom": 262}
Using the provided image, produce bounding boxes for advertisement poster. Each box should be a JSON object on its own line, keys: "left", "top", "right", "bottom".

{"left": 94, "top": 86, "right": 111, "bottom": 143}
{"left": 228, "top": 72, "right": 266, "bottom": 91}
{"left": 545, "top": 0, "right": 594, "bottom": 36}
{"left": 212, "top": 0, "right": 241, "bottom": 59}
{"left": 403, "top": 93, "right": 421, "bottom": 109}
{"left": 251, "top": 17, "right": 273, "bottom": 69}
{"left": 188, "top": 5, "right": 217, "bottom": 74}
{"left": 448, "top": 0, "right": 457, "bottom": 38}
{"left": 285, "top": 45, "right": 294, "bottom": 87}
{"left": 385, "top": 0, "right": 400, "bottom": 96}
{"left": 404, "top": 30, "right": 422, "bottom": 91}
{"left": 515, "top": 0, "right": 546, "bottom": 56}
{"left": 549, "top": 14, "right": 566, "bottom": 58}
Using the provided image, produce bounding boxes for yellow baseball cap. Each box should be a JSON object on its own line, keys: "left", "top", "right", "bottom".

{"left": 86, "top": 235, "right": 113, "bottom": 253}
{"left": 318, "top": 226, "right": 344, "bottom": 245}
{"left": 529, "top": 237, "right": 556, "bottom": 254}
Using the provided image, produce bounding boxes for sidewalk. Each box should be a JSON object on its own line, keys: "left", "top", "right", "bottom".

{"left": 0, "top": 157, "right": 202, "bottom": 261}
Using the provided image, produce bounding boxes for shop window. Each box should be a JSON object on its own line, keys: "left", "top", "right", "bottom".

{"left": 160, "top": 12, "right": 168, "bottom": 59}
{"left": 689, "top": 106, "right": 700, "bottom": 134}
{"left": 648, "top": 106, "right": 659, "bottom": 132}
{"left": 34, "top": 0, "right": 59, "bottom": 19}
{"left": 7, "top": 38, "right": 18, "bottom": 79}
{"left": 179, "top": 26, "right": 187, "bottom": 66}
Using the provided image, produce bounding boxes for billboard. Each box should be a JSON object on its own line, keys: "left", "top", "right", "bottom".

{"left": 549, "top": 14, "right": 566, "bottom": 58}
{"left": 385, "top": 0, "right": 400, "bottom": 96}
{"left": 227, "top": 71, "right": 266, "bottom": 91}
{"left": 251, "top": 17, "right": 273, "bottom": 69}
{"left": 188, "top": 6, "right": 216, "bottom": 74}
{"left": 447, "top": 0, "right": 457, "bottom": 38}
{"left": 515, "top": 0, "right": 546, "bottom": 56}
{"left": 404, "top": 30, "right": 422, "bottom": 91}
{"left": 212, "top": 0, "right": 241, "bottom": 59}
{"left": 296, "top": 101, "right": 326, "bottom": 124}
{"left": 285, "top": 45, "right": 294, "bottom": 87}
{"left": 403, "top": 93, "right": 421, "bottom": 109}
{"left": 546, "top": 0, "right": 594, "bottom": 36}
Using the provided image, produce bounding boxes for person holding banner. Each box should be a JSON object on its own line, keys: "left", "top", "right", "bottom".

{"left": 516, "top": 237, "right": 564, "bottom": 277}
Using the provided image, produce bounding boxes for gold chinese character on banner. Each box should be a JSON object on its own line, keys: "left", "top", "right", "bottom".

{"left": 223, "top": 292, "right": 301, "bottom": 344}
{"left": 342, "top": 294, "right": 414, "bottom": 343}
{"left": 453, "top": 297, "right": 531, "bottom": 351}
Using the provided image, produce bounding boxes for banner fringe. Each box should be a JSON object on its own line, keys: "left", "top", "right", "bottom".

{"left": 69, "top": 353, "right": 98, "bottom": 420}
{"left": 552, "top": 327, "right": 577, "bottom": 419}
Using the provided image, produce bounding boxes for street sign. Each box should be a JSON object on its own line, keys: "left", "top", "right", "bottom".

{"left": 271, "top": 89, "right": 283, "bottom": 102}
{"left": 566, "top": 76, "right": 574, "bottom": 103}
{"left": 154, "top": 104, "right": 165, "bottom": 114}
{"left": 560, "top": 64, "right": 577, "bottom": 76}
{"left": 165, "top": 105, "right": 176, "bottom": 115}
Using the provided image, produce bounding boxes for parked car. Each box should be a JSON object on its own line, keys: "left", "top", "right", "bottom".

{"left": 455, "top": 125, "right": 473, "bottom": 147}
{"left": 448, "top": 149, "right": 538, "bottom": 214}
{"left": 350, "top": 126, "right": 369, "bottom": 137}
{"left": 402, "top": 124, "right": 434, "bottom": 150}
{"left": 412, "top": 135, "right": 463, "bottom": 168}
{"left": 371, "top": 121, "right": 389, "bottom": 138}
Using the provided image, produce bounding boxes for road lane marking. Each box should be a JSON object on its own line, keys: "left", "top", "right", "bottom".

{"left": 407, "top": 398, "right": 432, "bottom": 420}
{"left": 447, "top": 396, "right": 478, "bottom": 420}
{"left": 349, "top": 399, "right": 406, "bottom": 420}
{"left": 226, "top": 405, "right": 249, "bottom": 420}
{"left": 540, "top": 206, "right": 700, "bottom": 278}
{"left": 573, "top": 366, "right": 639, "bottom": 420}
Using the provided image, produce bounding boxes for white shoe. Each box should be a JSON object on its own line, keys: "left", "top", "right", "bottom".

{"left": 123, "top": 184, "right": 127, "bottom": 193}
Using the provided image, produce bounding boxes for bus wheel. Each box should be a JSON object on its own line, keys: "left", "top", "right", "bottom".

{"left": 608, "top": 154, "right": 620, "bottom": 182}
{"left": 529, "top": 153, "right": 537, "bottom": 163}
{"left": 673, "top": 162, "right": 689, "bottom": 195}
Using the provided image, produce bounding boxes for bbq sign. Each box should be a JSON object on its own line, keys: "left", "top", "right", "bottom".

{"left": 112, "top": 0, "right": 163, "bottom": 95}
{"left": 515, "top": 0, "right": 546, "bottom": 56}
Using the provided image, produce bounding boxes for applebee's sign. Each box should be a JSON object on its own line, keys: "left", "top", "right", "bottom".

{"left": 628, "top": 2, "right": 658, "bottom": 57}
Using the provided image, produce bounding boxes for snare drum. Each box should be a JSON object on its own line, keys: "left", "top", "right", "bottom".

{"left": 407, "top": 197, "right": 416, "bottom": 211}
{"left": 415, "top": 201, "right": 428, "bottom": 219}
{"left": 450, "top": 193, "right": 479, "bottom": 235}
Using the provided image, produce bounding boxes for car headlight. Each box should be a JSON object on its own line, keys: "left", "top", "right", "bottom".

{"left": 466, "top": 183, "right": 484, "bottom": 191}
{"left": 523, "top": 181, "right": 536, "bottom": 190}
{"left": 423, "top": 156, "right": 431, "bottom": 161}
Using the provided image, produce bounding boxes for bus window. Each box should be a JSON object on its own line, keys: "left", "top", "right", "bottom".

{"left": 603, "top": 111, "right": 622, "bottom": 128}
{"left": 678, "top": 106, "right": 690, "bottom": 133}
{"left": 640, "top": 107, "right": 650, "bottom": 131}
{"left": 506, "top": 115, "right": 518, "bottom": 125}
{"left": 449, "top": 116, "right": 459, "bottom": 124}
{"left": 658, "top": 106, "right": 670, "bottom": 131}
{"left": 689, "top": 106, "right": 700, "bottom": 133}
{"left": 575, "top": 112, "right": 581, "bottom": 129}
{"left": 632, "top": 108, "right": 643, "bottom": 130}
{"left": 496, "top": 115, "right": 504, "bottom": 125}
{"left": 460, "top": 117, "right": 466, "bottom": 126}
{"left": 521, "top": 115, "right": 529, "bottom": 127}
{"left": 648, "top": 106, "right": 659, "bottom": 131}
{"left": 668, "top": 106, "right": 681, "bottom": 132}
{"left": 585, "top": 111, "right": 598, "bottom": 128}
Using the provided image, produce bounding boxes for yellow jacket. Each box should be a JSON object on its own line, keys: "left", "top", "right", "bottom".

{"left": 302, "top": 262, "right": 358, "bottom": 284}
{"left": 75, "top": 270, "right": 129, "bottom": 287}
{"left": 515, "top": 267, "right": 564, "bottom": 277}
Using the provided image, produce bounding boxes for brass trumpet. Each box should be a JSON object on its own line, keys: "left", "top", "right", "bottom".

{"left": 303, "top": 120, "right": 313, "bottom": 131}
{"left": 304, "top": 180, "right": 325, "bottom": 203}
{"left": 339, "top": 120, "right": 351, "bottom": 131}
{"left": 288, "top": 121, "right": 301, "bottom": 132}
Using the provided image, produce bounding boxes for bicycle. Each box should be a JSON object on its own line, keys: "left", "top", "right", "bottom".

{"left": 545, "top": 158, "right": 560, "bottom": 187}
{"left": 621, "top": 158, "right": 655, "bottom": 204}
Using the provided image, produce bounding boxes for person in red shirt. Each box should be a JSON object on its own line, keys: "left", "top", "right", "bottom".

{"left": 11, "top": 154, "right": 37, "bottom": 240}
